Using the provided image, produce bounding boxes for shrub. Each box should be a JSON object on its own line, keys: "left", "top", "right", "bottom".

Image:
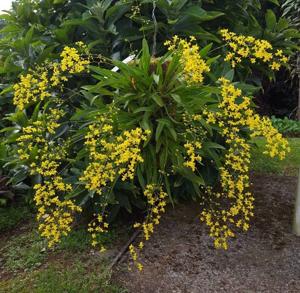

{"left": 3, "top": 27, "right": 293, "bottom": 270}
{"left": 271, "top": 116, "right": 300, "bottom": 136}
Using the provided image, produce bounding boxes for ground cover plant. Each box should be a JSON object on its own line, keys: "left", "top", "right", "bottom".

{"left": 0, "top": 218, "right": 126, "bottom": 293}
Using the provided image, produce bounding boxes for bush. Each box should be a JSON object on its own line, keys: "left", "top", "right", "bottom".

{"left": 3, "top": 28, "right": 294, "bottom": 271}
{"left": 271, "top": 116, "right": 300, "bottom": 136}
{"left": 1, "top": 0, "right": 299, "bottom": 272}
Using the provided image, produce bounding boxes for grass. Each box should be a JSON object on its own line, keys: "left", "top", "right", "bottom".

{"left": 1, "top": 260, "right": 126, "bottom": 293}
{"left": 1, "top": 228, "right": 47, "bottom": 273}
{"left": 0, "top": 204, "right": 32, "bottom": 232}
{"left": 251, "top": 137, "right": 300, "bottom": 175}
{"left": 0, "top": 220, "right": 124, "bottom": 293}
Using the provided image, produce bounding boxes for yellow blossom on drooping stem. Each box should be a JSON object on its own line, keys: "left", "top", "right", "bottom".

{"left": 80, "top": 121, "right": 151, "bottom": 194}
{"left": 17, "top": 107, "right": 82, "bottom": 247}
{"left": 165, "top": 36, "right": 210, "bottom": 84}
{"left": 201, "top": 78, "right": 289, "bottom": 249}
{"left": 129, "top": 184, "right": 167, "bottom": 271}
{"left": 220, "top": 29, "right": 288, "bottom": 70}
{"left": 88, "top": 213, "right": 109, "bottom": 252}
{"left": 13, "top": 42, "right": 90, "bottom": 110}
{"left": 183, "top": 141, "right": 202, "bottom": 172}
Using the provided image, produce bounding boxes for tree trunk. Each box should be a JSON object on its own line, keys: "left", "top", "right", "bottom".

{"left": 294, "top": 53, "right": 300, "bottom": 236}
{"left": 293, "top": 168, "right": 300, "bottom": 236}
{"left": 297, "top": 53, "right": 300, "bottom": 120}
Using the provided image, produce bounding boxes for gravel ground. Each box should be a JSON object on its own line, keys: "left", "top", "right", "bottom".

{"left": 114, "top": 174, "right": 300, "bottom": 292}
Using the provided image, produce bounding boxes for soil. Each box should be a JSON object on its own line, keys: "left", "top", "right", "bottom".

{"left": 114, "top": 174, "right": 300, "bottom": 293}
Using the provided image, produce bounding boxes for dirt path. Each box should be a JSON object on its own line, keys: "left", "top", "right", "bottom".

{"left": 114, "top": 175, "right": 300, "bottom": 292}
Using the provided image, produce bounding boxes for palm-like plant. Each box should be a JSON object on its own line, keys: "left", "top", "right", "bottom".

{"left": 282, "top": 0, "right": 300, "bottom": 28}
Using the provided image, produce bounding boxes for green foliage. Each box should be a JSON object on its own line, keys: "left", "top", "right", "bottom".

{"left": 0, "top": 0, "right": 299, "bottom": 253}
{"left": 0, "top": 141, "right": 32, "bottom": 206}
{"left": 1, "top": 229, "right": 47, "bottom": 272}
{"left": 79, "top": 41, "right": 226, "bottom": 203}
{"left": 0, "top": 0, "right": 225, "bottom": 82}
{"left": 1, "top": 262, "right": 125, "bottom": 293}
{"left": 0, "top": 0, "right": 298, "bottom": 190}
{"left": 1, "top": 33, "right": 294, "bottom": 251}
{"left": 1, "top": 0, "right": 298, "bottom": 86}
{"left": 0, "top": 213, "right": 124, "bottom": 293}
{"left": 0, "top": 1, "right": 229, "bottom": 198}
{"left": 1, "top": 225, "right": 115, "bottom": 273}
{"left": 57, "top": 227, "right": 116, "bottom": 252}
{"left": 282, "top": 0, "right": 300, "bottom": 28}
{"left": 0, "top": 204, "right": 31, "bottom": 231}
{"left": 271, "top": 116, "right": 300, "bottom": 135}
{"left": 57, "top": 228, "right": 91, "bottom": 252}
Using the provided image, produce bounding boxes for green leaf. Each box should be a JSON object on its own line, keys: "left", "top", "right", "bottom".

{"left": 0, "top": 85, "right": 13, "bottom": 95}
{"left": 137, "top": 166, "right": 145, "bottom": 189}
{"left": 170, "top": 93, "right": 182, "bottom": 104}
{"left": 141, "top": 38, "right": 150, "bottom": 72}
{"left": 152, "top": 74, "right": 160, "bottom": 85}
{"left": 199, "top": 43, "right": 213, "bottom": 58}
{"left": 159, "top": 146, "right": 168, "bottom": 170}
{"left": 24, "top": 26, "right": 34, "bottom": 47}
{"left": 151, "top": 94, "right": 164, "bottom": 107}
{"left": 265, "top": 9, "right": 277, "bottom": 31}
{"left": 203, "top": 142, "right": 225, "bottom": 150}
{"left": 54, "top": 0, "right": 67, "bottom": 4}
{"left": 267, "top": 0, "right": 279, "bottom": 6}
{"left": 177, "top": 167, "right": 205, "bottom": 186}
{"left": 183, "top": 6, "right": 224, "bottom": 22}
{"left": 155, "top": 121, "right": 165, "bottom": 142}
{"left": 224, "top": 69, "right": 234, "bottom": 81}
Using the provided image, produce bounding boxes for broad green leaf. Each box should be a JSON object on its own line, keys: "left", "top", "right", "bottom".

{"left": 265, "top": 10, "right": 277, "bottom": 31}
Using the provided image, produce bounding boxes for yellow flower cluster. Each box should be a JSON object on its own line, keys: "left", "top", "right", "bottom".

{"left": 60, "top": 43, "right": 90, "bottom": 74}
{"left": 34, "top": 178, "right": 82, "bottom": 248}
{"left": 13, "top": 71, "right": 51, "bottom": 110}
{"left": 247, "top": 115, "right": 290, "bottom": 159}
{"left": 220, "top": 29, "right": 288, "bottom": 70}
{"left": 17, "top": 109, "right": 82, "bottom": 247}
{"left": 181, "top": 113, "right": 207, "bottom": 173}
{"left": 13, "top": 42, "right": 89, "bottom": 110}
{"left": 17, "top": 109, "right": 65, "bottom": 166}
{"left": 165, "top": 36, "right": 210, "bottom": 84}
{"left": 128, "top": 244, "right": 143, "bottom": 271}
{"left": 80, "top": 123, "right": 151, "bottom": 194}
{"left": 201, "top": 78, "right": 289, "bottom": 249}
{"left": 87, "top": 213, "right": 109, "bottom": 252}
{"left": 183, "top": 141, "right": 202, "bottom": 172}
{"left": 129, "top": 184, "right": 167, "bottom": 271}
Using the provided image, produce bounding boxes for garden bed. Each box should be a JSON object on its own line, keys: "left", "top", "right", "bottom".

{"left": 1, "top": 137, "right": 300, "bottom": 292}
{"left": 114, "top": 174, "right": 300, "bottom": 292}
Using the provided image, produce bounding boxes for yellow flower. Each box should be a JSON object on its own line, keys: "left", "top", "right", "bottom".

{"left": 165, "top": 36, "right": 210, "bottom": 84}
{"left": 183, "top": 142, "right": 202, "bottom": 172}
{"left": 129, "top": 184, "right": 167, "bottom": 270}
{"left": 201, "top": 78, "right": 289, "bottom": 250}
{"left": 13, "top": 43, "right": 89, "bottom": 110}
{"left": 80, "top": 123, "right": 150, "bottom": 194}
{"left": 220, "top": 29, "right": 288, "bottom": 70}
